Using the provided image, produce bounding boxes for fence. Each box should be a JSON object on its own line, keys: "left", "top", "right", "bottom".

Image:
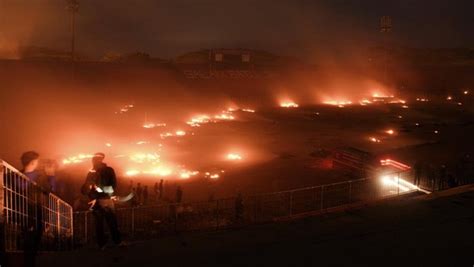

{"left": 74, "top": 171, "right": 419, "bottom": 246}
{"left": 0, "top": 160, "right": 74, "bottom": 252}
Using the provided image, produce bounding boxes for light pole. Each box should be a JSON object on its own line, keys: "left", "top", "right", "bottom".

{"left": 67, "top": 0, "right": 79, "bottom": 62}
{"left": 380, "top": 16, "right": 392, "bottom": 84}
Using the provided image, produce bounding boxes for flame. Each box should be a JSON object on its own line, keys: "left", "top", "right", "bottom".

{"left": 62, "top": 153, "right": 94, "bottom": 165}
{"left": 280, "top": 100, "right": 299, "bottom": 108}
{"left": 143, "top": 123, "right": 166, "bottom": 129}
{"left": 369, "top": 137, "right": 381, "bottom": 143}
{"left": 186, "top": 115, "right": 211, "bottom": 127}
{"left": 227, "top": 153, "right": 243, "bottom": 161}
{"left": 323, "top": 100, "right": 352, "bottom": 108}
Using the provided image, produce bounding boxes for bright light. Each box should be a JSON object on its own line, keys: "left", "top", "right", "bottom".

{"left": 464, "top": 90, "right": 469, "bottom": 95}
{"left": 369, "top": 137, "right": 381, "bottom": 143}
{"left": 186, "top": 115, "right": 211, "bottom": 127}
{"left": 175, "top": 130, "right": 186, "bottom": 136}
{"left": 143, "top": 123, "right": 166, "bottom": 129}
{"left": 447, "top": 96, "right": 453, "bottom": 101}
{"left": 242, "top": 108, "right": 256, "bottom": 113}
{"left": 105, "top": 143, "right": 112, "bottom": 147}
{"left": 323, "top": 100, "right": 352, "bottom": 107}
{"left": 385, "top": 129, "right": 395, "bottom": 135}
{"left": 136, "top": 140, "right": 149, "bottom": 145}
{"left": 227, "top": 153, "right": 243, "bottom": 161}
{"left": 129, "top": 153, "right": 160, "bottom": 164}
{"left": 214, "top": 113, "right": 235, "bottom": 121}
{"left": 62, "top": 153, "right": 94, "bottom": 165}
{"left": 280, "top": 101, "right": 299, "bottom": 108}
{"left": 126, "top": 170, "right": 140, "bottom": 177}
{"left": 179, "top": 170, "right": 199, "bottom": 179}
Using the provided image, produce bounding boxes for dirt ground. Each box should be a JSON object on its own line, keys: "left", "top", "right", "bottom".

{"left": 34, "top": 185, "right": 474, "bottom": 267}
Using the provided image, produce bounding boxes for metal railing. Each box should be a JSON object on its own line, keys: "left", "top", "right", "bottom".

{"left": 74, "top": 172, "right": 418, "bottom": 246}
{"left": 0, "top": 160, "right": 74, "bottom": 252}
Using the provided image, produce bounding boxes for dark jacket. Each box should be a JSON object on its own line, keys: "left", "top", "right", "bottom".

{"left": 81, "top": 163, "right": 117, "bottom": 200}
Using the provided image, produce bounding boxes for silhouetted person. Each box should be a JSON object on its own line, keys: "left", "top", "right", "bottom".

{"left": 176, "top": 186, "right": 183, "bottom": 203}
{"left": 438, "top": 165, "right": 447, "bottom": 190}
{"left": 143, "top": 186, "right": 149, "bottom": 205}
{"left": 413, "top": 161, "right": 423, "bottom": 186}
{"left": 154, "top": 182, "right": 159, "bottom": 201}
{"left": 20, "top": 151, "right": 47, "bottom": 267}
{"left": 427, "top": 164, "right": 436, "bottom": 191}
{"left": 136, "top": 183, "right": 143, "bottom": 204}
{"left": 21, "top": 151, "right": 56, "bottom": 192}
{"left": 159, "top": 179, "right": 164, "bottom": 199}
{"left": 128, "top": 180, "right": 134, "bottom": 193}
{"left": 81, "top": 152, "right": 122, "bottom": 249}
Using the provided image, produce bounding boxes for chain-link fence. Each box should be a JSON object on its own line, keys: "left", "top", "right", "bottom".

{"left": 0, "top": 160, "right": 74, "bottom": 252}
{"left": 74, "top": 173, "right": 420, "bottom": 247}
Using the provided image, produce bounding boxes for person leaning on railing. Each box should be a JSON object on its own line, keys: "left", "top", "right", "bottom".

{"left": 20, "top": 151, "right": 56, "bottom": 265}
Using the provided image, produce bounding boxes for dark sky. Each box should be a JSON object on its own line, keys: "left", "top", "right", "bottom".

{"left": 0, "top": 0, "right": 473, "bottom": 60}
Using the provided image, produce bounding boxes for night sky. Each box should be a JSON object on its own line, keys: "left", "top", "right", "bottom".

{"left": 0, "top": 0, "right": 473, "bottom": 60}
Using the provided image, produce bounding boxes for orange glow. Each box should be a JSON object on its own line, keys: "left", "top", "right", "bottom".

{"left": 323, "top": 100, "right": 352, "bottom": 107}
{"left": 227, "top": 153, "right": 243, "bottom": 161}
{"left": 369, "top": 137, "right": 381, "bottom": 143}
{"left": 385, "top": 129, "right": 395, "bottom": 135}
{"left": 143, "top": 122, "right": 166, "bottom": 129}
{"left": 280, "top": 100, "right": 299, "bottom": 108}
{"left": 62, "top": 153, "right": 94, "bottom": 165}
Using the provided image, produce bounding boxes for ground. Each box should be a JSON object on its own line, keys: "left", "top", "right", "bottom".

{"left": 35, "top": 185, "right": 474, "bottom": 267}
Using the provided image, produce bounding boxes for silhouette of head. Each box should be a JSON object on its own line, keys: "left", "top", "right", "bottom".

{"left": 92, "top": 152, "right": 105, "bottom": 168}
{"left": 21, "top": 151, "right": 40, "bottom": 172}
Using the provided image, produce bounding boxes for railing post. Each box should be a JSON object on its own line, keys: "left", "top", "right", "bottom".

{"left": 0, "top": 161, "right": 5, "bottom": 259}
{"left": 56, "top": 198, "right": 61, "bottom": 250}
{"left": 320, "top": 186, "right": 324, "bottom": 211}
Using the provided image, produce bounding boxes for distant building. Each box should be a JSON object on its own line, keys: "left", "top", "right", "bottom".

{"left": 174, "top": 48, "right": 280, "bottom": 79}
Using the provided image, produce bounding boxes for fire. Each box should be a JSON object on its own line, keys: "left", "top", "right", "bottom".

{"left": 280, "top": 101, "right": 299, "bottom": 108}
{"left": 136, "top": 140, "right": 149, "bottom": 145}
{"left": 143, "top": 123, "right": 166, "bottom": 129}
{"left": 116, "top": 104, "right": 134, "bottom": 114}
{"left": 205, "top": 172, "right": 220, "bottom": 179}
{"left": 129, "top": 153, "right": 160, "bottom": 164}
{"left": 227, "top": 153, "right": 243, "bottom": 161}
{"left": 416, "top": 98, "right": 429, "bottom": 102}
{"left": 464, "top": 90, "right": 469, "bottom": 95}
{"left": 186, "top": 115, "right": 212, "bottom": 127}
{"left": 323, "top": 100, "right": 352, "bottom": 108}
{"left": 447, "top": 96, "right": 453, "bottom": 101}
{"left": 369, "top": 137, "right": 381, "bottom": 143}
{"left": 214, "top": 112, "right": 235, "bottom": 121}
{"left": 62, "top": 153, "right": 94, "bottom": 165}
{"left": 242, "top": 108, "right": 256, "bottom": 113}
{"left": 385, "top": 129, "right": 395, "bottom": 135}
{"left": 175, "top": 130, "right": 186, "bottom": 136}
{"left": 179, "top": 170, "right": 199, "bottom": 179}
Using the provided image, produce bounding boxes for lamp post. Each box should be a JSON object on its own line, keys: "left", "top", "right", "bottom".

{"left": 380, "top": 16, "right": 392, "bottom": 84}
{"left": 67, "top": 0, "right": 79, "bottom": 62}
